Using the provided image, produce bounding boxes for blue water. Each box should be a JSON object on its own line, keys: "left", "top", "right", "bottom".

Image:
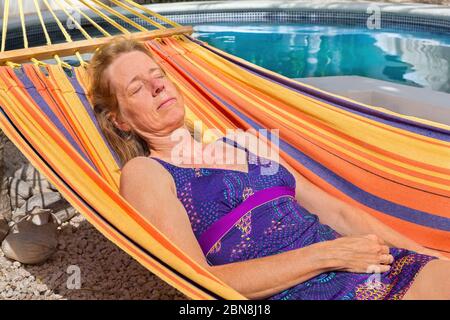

{"left": 193, "top": 23, "right": 450, "bottom": 94}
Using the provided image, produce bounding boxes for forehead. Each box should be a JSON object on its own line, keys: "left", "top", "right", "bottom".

{"left": 107, "top": 50, "right": 160, "bottom": 91}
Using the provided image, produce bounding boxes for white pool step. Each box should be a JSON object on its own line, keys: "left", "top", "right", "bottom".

{"left": 294, "top": 76, "right": 450, "bottom": 126}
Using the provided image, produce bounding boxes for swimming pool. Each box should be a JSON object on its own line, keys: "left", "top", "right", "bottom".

{"left": 193, "top": 23, "right": 450, "bottom": 94}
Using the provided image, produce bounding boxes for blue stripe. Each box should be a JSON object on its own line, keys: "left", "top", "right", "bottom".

{"left": 65, "top": 70, "right": 121, "bottom": 167}
{"left": 11, "top": 67, "right": 96, "bottom": 169}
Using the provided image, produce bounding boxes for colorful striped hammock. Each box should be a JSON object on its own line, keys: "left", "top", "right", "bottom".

{"left": 0, "top": 32, "right": 449, "bottom": 299}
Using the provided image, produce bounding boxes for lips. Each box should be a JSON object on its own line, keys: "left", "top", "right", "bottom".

{"left": 157, "top": 97, "right": 176, "bottom": 110}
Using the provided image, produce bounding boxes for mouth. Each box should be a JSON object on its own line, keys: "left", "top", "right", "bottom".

{"left": 157, "top": 97, "right": 177, "bottom": 110}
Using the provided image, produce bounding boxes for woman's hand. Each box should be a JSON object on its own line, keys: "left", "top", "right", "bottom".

{"left": 326, "top": 234, "right": 394, "bottom": 273}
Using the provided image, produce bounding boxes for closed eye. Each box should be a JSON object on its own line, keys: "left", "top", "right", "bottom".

{"left": 131, "top": 85, "right": 142, "bottom": 95}
{"left": 152, "top": 67, "right": 166, "bottom": 79}
{"left": 153, "top": 73, "right": 165, "bottom": 79}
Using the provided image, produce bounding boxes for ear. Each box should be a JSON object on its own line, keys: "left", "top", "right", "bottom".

{"left": 110, "top": 112, "right": 131, "bottom": 132}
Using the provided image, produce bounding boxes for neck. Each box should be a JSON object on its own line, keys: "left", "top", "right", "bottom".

{"left": 147, "top": 124, "right": 204, "bottom": 163}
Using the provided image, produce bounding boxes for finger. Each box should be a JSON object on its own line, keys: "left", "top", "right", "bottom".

{"left": 379, "top": 254, "right": 394, "bottom": 265}
{"left": 364, "top": 234, "right": 385, "bottom": 245}
{"left": 363, "top": 234, "right": 379, "bottom": 243}
{"left": 377, "top": 264, "right": 391, "bottom": 273}
{"left": 375, "top": 236, "right": 386, "bottom": 245}
{"left": 364, "top": 264, "right": 390, "bottom": 274}
{"left": 379, "top": 245, "right": 390, "bottom": 255}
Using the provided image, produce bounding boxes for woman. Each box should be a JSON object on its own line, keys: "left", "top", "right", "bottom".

{"left": 88, "top": 36, "right": 450, "bottom": 300}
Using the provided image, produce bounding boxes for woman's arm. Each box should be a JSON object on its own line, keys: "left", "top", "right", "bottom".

{"left": 120, "top": 156, "right": 395, "bottom": 299}
{"left": 120, "top": 157, "right": 393, "bottom": 299}
{"left": 119, "top": 157, "right": 336, "bottom": 299}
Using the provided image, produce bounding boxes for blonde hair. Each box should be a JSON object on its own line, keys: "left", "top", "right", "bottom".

{"left": 87, "top": 36, "right": 195, "bottom": 167}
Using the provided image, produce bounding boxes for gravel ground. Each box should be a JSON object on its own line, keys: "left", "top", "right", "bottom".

{"left": 0, "top": 213, "right": 189, "bottom": 300}
{"left": 1, "top": 140, "right": 189, "bottom": 300}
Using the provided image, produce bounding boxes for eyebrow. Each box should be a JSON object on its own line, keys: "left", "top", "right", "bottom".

{"left": 126, "top": 67, "right": 162, "bottom": 90}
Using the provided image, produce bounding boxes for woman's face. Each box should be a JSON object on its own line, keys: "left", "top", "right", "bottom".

{"left": 106, "top": 50, "right": 185, "bottom": 138}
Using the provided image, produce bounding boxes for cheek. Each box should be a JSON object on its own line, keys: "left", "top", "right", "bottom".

{"left": 123, "top": 100, "right": 156, "bottom": 125}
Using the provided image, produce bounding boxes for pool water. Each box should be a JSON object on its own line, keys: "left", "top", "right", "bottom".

{"left": 193, "top": 23, "right": 450, "bottom": 94}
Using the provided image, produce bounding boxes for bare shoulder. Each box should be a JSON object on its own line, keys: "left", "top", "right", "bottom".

{"left": 121, "top": 156, "right": 165, "bottom": 175}
{"left": 119, "top": 156, "right": 174, "bottom": 196}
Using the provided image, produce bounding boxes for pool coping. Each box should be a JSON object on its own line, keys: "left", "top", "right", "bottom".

{"left": 143, "top": 0, "right": 450, "bottom": 20}
{"left": 1, "top": 1, "right": 449, "bottom": 32}
{"left": 145, "top": 1, "right": 450, "bottom": 34}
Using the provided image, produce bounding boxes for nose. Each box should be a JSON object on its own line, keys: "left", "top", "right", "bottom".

{"left": 150, "top": 78, "right": 164, "bottom": 97}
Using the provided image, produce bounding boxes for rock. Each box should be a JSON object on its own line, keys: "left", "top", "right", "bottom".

{"left": 13, "top": 163, "right": 56, "bottom": 193}
{"left": 36, "top": 283, "right": 47, "bottom": 293}
{"left": 29, "top": 208, "right": 53, "bottom": 226}
{"left": 51, "top": 207, "right": 78, "bottom": 225}
{"left": 4, "top": 290, "right": 13, "bottom": 298}
{"left": 0, "top": 218, "right": 8, "bottom": 242}
{"left": 12, "top": 192, "right": 70, "bottom": 222}
{"left": 0, "top": 177, "right": 12, "bottom": 221}
{"left": 1, "top": 220, "right": 58, "bottom": 265}
{"left": 8, "top": 177, "right": 33, "bottom": 202}
{"left": 13, "top": 163, "right": 42, "bottom": 183}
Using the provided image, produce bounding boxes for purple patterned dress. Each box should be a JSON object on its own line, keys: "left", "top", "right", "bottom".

{"left": 150, "top": 137, "right": 436, "bottom": 300}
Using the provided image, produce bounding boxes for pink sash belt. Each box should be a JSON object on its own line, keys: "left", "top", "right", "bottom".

{"left": 198, "top": 186, "right": 296, "bottom": 256}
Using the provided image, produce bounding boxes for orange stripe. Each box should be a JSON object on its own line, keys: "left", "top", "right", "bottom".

{"left": 4, "top": 67, "right": 96, "bottom": 168}
{"left": 45, "top": 65, "right": 118, "bottom": 188}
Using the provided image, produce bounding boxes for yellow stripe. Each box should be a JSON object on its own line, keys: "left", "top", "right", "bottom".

{"left": 47, "top": 65, "right": 120, "bottom": 189}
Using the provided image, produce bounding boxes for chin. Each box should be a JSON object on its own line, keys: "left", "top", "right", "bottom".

{"left": 163, "top": 102, "right": 185, "bottom": 125}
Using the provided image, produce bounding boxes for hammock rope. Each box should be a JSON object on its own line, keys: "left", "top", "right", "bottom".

{"left": 0, "top": 0, "right": 188, "bottom": 66}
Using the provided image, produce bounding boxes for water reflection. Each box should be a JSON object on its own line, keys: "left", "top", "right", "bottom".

{"left": 193, "top": 23, "right": 450, "bottom": 94}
